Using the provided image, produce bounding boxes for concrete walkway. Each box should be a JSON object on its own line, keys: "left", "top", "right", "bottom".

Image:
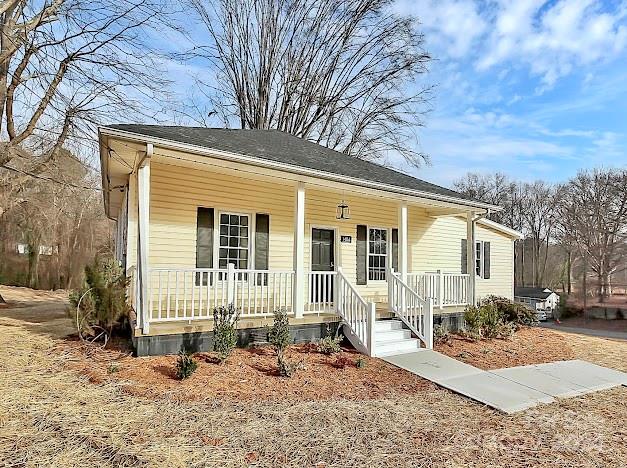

{"left": 383, "top": 350, "right": 627, "bottom": 413}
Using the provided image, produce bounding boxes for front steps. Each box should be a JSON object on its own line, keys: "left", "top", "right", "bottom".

{"left": 373, "top": 319, "right": 424, "bottom": 357}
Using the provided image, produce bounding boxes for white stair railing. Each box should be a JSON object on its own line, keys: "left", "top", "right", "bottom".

{"left": 305, "top": 271, "right": 337, "bottom": 313}
{"left": 335, "top": 267, "right": 376, "bottom": 356}
{"left": 388, "top": 269, "right": 433, "bottom": 349}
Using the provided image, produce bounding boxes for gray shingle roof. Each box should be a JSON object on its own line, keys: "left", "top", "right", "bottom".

{"left": 105, "top": 124, "right": 475, "bottom": 203}
{"left": 514, "top": 287, "right": 555, "bottom": 300}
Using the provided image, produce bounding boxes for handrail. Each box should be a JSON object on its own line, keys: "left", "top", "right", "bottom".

{"left": 335, "top": 268, "right": 376, "bottom": 356}
{"left": 388, "top": 270, "right": 433, "bottom": 349}
{"left": 406, "top": 271, "right": 470, "bottom": 308}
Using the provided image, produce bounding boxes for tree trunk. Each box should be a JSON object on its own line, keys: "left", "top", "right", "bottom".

{"left": 566, "top": 250, "right": 572, "bottom": 295}
{"left": 28, "top": 245, "right": 40, "bottom": 289}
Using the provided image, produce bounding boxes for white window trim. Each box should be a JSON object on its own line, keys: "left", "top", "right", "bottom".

{"left": 475, "top": 240, "right": 483, "bottom": 278}
{"left": 214, "top": 210, "right": 255, "bottom": 270}
{"left": 367, "top": 226, "right": 389, "bottom": 283}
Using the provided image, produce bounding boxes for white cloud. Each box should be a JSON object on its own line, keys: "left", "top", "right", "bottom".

{"left": 396, "top": 0, "right": 487, "bottom": 58}
{"left": 477, "top": 0, "right": 627, "bottom": 87}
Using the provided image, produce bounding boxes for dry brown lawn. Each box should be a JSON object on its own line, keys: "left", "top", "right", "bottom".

{"left": 1, "top": 285, "right": 626, "bottom": 467}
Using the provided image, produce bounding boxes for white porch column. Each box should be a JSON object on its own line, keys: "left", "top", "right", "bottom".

{"left": 398, "top": 201, "right": 408, "bottom": 283}
{"left": 293, "top": 182, "right": 306, "bottom": 318}
{"left": 466, "top": 211, "right": 476, "bottom": 306}
{"left": 137, "top": 144, "right": 152, "bottom": 333}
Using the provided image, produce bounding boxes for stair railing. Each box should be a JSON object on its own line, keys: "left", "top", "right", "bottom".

{"left": 388, "top": 269, "right": 433, "bottom": 349}
{"left": 335, "top": 267, "right": 376, "bottom": 356}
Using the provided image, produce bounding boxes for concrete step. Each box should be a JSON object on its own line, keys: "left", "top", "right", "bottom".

{"left": 375, "top": 337, "right": 421, "bottom": 357}
{"left": 374, "top": 319, "right": 403, "bottom": 332}
{"left": 375, "top": 329, "right": 412, "bottom": 342}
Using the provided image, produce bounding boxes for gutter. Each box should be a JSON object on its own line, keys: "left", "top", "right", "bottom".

{"left": 98, "top": 126, "right": 502, "bottom": 213}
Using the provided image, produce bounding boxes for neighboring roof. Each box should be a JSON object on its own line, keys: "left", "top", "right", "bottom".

{"left": 477, "top": 218, "right": 524, "bottom": 239}
{"left": 101, "top": 124, "right": 499, "bottom": 210}
{"left": 514, "top": 287, "right": 556, "bottom": 300}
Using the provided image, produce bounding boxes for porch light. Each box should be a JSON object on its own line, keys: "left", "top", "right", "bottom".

{"left": 336, "top": 200, "right": 350, "bottom": 220}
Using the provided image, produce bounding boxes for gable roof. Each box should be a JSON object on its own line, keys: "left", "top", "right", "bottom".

{"left": 101, "top": 124, "right": 499, "bottom": 210}
{"left": 514, "top": 287, "right": 556, "bottom": 300}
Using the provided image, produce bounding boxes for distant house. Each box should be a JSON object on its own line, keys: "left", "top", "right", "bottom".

{"left": 514, "top": 287, "right": 560, "bottom": 312}
{"left": 99, "top": 125, "right": 523, "bottom": 356}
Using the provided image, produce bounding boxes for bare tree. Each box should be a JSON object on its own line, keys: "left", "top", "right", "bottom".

{"left": 519, "top": 181, "right": 562, "bottom": 287}
{"left": 0, "top": 0, "right": 175, "bottom": 174}
{"left": 560, "top": 169, "right": 627, "bottom": 302}
{"left": 185, "top": 0, "right": 432, "bottom": 167}
{"left": 0, "top": 0, "right": 177, "bottom": 298}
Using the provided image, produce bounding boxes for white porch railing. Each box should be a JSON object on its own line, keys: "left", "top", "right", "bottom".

{"left": 305, "top": 271, "right": 337, "bottom": 313}
{"left": 406, "top": 271, "right": 470, "bottom": 309}
{"left": 389, "top": 270, "right": 433, "bottom": 349}
{"left": 147, "top": 264, "right": 294, "bottom": 323}
{"left": 336, "top": 268, "right": 376, "bottom": 356}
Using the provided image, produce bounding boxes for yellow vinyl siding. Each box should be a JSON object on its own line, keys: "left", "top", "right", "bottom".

{"left": 409, "top": 207, "right": 514, "bottom": 301}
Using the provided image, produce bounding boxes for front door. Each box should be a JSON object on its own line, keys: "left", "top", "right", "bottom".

{"left": 311, "top": 228, "right": 335, "bottom": 303}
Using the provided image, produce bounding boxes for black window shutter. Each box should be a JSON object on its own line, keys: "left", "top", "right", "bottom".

{"left": 255, "top": 213, "right": 269, "bottom": 285}
{"left": 461, "top": 239, "right": 467, "bottom": 274}
{"left": 196, "top": 207, "right": 214, "bottom": 285}
{"left": 392, "top": 228, "right": 399, "bottom": 272}
{"left": 356, "top": 225, "right": 367, "bottom": 285}
{"left": 483, "top": 242, "right": 491, "bottom": 279}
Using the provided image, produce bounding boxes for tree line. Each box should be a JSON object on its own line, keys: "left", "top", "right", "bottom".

{"left": 454, "top": 169, "right": 627, "bottom": 302}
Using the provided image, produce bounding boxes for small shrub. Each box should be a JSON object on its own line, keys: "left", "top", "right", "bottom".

{"left": 480, "top": 303, "right": 503, "bottom": 338}
{"left": 480, "top": 295, "right": 537, "bottom": 326}
{"left": 268, "top": 309, "right": 302, "bottom": 377}
{"left": 355, "top": 357, "right": 367, "bottom": 369}
{"left": 434, "top": 324, "right": 451, "bottom": 345}
{"left": 68, "top": 256, "right": 130, "bottom": 341}
{"left": 317, "top": 327, "right": 342, "bottom": 355}
{"left": 107, "top": 363, "right": 120, "bottom": 374}
{"left": 175, "top": 351, "right": 198, "bottom": 380}
{"left": 213, "top": 304, "right": 240, "bottom": 363}
{"left": 333, "top": 353, "right": 353, "bottom": 369}
{"left": 268, "top": 308, "right": 292, "bottom": 353}
{"left": 463, "top": 305, "right": 483, "bottom": 338}
{"left": 277, "top": 353, "right": 303, "bottom": 377}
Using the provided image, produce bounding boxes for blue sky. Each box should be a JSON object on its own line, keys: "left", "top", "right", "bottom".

{"left": 390, "top": 0, "right": 627, "bottom": 186}
{"left": 157, "top": 0, "right": 627, "bottom": 188}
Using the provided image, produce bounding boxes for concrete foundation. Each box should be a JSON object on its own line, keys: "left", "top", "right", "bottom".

{"left": 132, "top": 321, "right": 340, "bottom": 357}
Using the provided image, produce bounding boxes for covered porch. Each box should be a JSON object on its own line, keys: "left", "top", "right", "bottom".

{"left": 102, "top": 134, "right": 490, "bottom": 355}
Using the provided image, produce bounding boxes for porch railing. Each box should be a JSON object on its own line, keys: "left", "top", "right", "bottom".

{"left": 147, "top": 265, "right": 294, "bottom": 323}
{"left": 305, "top": 271, "right": 337, "bottom": 313}
{"left": 389, "top": 270, "right": 433, "bottom": 349}
{"left": 406, "top": 271, "right": 470, "bottom": 309}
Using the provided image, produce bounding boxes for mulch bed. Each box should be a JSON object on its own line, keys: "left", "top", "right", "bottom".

{"left": 59, "top": 339, "right": 433, "bottom": 403}
{"left": 435, "top": 327, "right": 575, "bottom": 370}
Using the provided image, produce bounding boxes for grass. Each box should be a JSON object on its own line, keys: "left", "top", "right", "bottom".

{"left": 0, "top": 286, "right": 626, "bottom": 467}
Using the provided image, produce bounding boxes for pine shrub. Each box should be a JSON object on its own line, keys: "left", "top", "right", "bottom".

{"left": 213, "top": 304, "right": 240, "bottom": 363}
{"left": 175, "top": 351, "right": 198, "bottom": 380}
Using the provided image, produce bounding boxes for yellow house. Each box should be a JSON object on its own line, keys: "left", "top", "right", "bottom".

{"left": 99, "top": 125, "right": 522, "bottom": 356}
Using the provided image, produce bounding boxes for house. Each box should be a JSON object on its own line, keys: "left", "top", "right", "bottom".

{"left": 514, "top": 287, "right": 560, "bottom": 313}
{"left": 99, "top": 125, "right": 523, "bottom": 357}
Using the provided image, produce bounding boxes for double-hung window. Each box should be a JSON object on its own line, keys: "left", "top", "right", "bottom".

{"left": 218, "top": 213, "right": 249, "bottom": 269}
{"left": 475, "top": 241, "right": 482, "bottom": 277}
{"left": 368, "top": 228, "right": 387, "bottom": 281}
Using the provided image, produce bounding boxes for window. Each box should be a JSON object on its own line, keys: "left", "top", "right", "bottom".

{"left": 218, "top": 213, "right": 249, "bottom": 269}
{"left": 475, "top": 241, "right": 482, "bottom": 276}
{"left": 368, "top": 228, "right": 387, "bottom": 281}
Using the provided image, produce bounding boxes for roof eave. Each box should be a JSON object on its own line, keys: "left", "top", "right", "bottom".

{"left": 98, "top": 126, "right": 502, "bottom": 212}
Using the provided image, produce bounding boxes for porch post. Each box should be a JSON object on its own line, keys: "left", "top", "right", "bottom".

{"left": 398, "top": 201, "right": 408, "bottom": 283}
{"left": 137, "top": 143, "right": 152, "bottom": 333}
{"left": 466, "top": 211, "right": 476, "bottom": 306}
{"left": 293, "top": 181, "right": 305, "bottom": 318}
